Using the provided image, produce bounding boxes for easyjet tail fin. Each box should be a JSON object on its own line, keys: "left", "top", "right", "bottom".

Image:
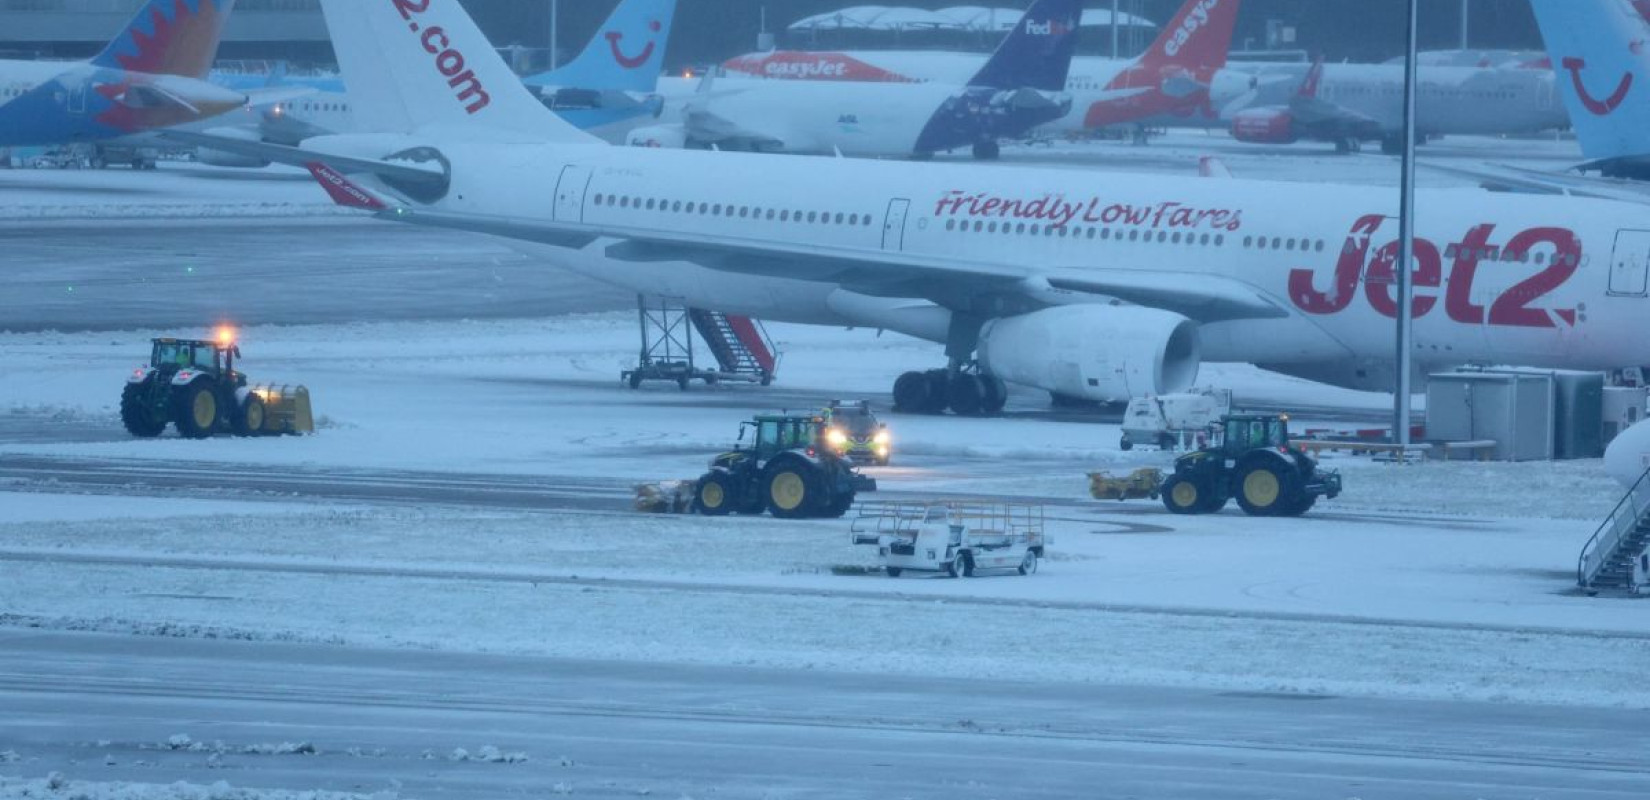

{"left": 1135, "top": 0, "right": 1240, "bottom": 76}
{"left": 1527, "top": 0, "right": 1650, "bottom": 163}
{"left": 967, "top": 0, "right": 1082, "bottom": 92}
{"left": 317, "top": 0, "right": 598, "bottom": 143}
{"left": 90, "top": 0, "right": 237, "bottom": 79}
{"left": 526, "top": 0, "right": 677, "bottom": 94}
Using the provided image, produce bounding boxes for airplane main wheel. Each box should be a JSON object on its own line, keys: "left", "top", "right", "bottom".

{"left": 972, "top": 140, "right": 1001, "bottom": 161}
{"left": 948, "top": 374, "right": 986, "bottom": 417}
{"left": 893, "top": 371, "right": 931, "bottom": 413}
{"left": 922, "top": 370, "right": 951, "bottom": 414}
{"left": 981, "top": 375, "right": 1008, "bottom": 415}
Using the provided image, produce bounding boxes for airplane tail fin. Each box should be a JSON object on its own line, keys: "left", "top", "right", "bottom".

{"left": 317, "top": 0, "right": 597, "bottom": 142}
{"left": 1297, "top": 56, "right": 1324, "bottom": 99}
{"left": 1528, "top": 0, "right": 1650, "bottom": 160}
{"left": 90, "top": 0, "right": 237, "bottom": 79}
{"left": 527, "top": 0, "right": 677, "bottom": 93}
{"left": 1134, "top": 0, "right": 1241, "bottom": 77}
{"left": 967, "top": 0, "right": 1082, "bottom": 91}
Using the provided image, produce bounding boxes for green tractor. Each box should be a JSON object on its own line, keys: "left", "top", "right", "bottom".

{"left": 693, "top": 413, "right": 878, "bottom": 519}
{"left": 1161, "top": 414, "right": 1342, "bottom": 517}
{"left": 121, "top": 334, "right": 266, "bottom": 439}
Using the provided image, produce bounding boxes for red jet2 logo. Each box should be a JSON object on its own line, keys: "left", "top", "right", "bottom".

{"left": 1288, "top": 215, "right": 1582, "bottom": 329}
{"left": 392, "top": 0, "right": 492, "bottom": 114}
{"left": 1561, "top": 56, "right": 1633, "bottom": 116}
{"left": 608, "top": 21, "right": 662, "bottom": 69}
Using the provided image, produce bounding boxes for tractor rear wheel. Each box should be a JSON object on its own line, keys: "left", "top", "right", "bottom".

{"left": 1278, "top": 494, "right": 1317, "bottom": 517}
{"left": 233, "top": 392, "right": 265, "bottom": 437}
{"left": 120, "top": 381, "right": 165, "bottom": 438}
{"left": 693, "top": 471, "right": 737, "bottom": 516}
{"left": 1162, "top": 475, "right": 1206, "bottom": 515}
{"left": 1235, "top": 460, "right": 1300, "bottom": 517}
{"left": 764, "top": 460, "right": 821, "bottom": 519}
{"left": 823, "top": 489, "right": 856, "bottom": 519}
{"left": 172, "top": 380, "right": 219, "bottom": 440}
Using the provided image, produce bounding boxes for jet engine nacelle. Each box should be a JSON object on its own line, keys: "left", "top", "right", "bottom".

{"left": 1606, "top": 418, "right": 1650, "bottom": 489}
{"left": 627, "top": 125, "right": 688, "bottom": 149}
{"left": 194, "top": 127, "right": 270, "bottom": 168}
{"left": 1230, "top": 108, "right": 1298, "bottom": 144}
{"left": 977, "top": 306, "right": 1201, "bottom": 402}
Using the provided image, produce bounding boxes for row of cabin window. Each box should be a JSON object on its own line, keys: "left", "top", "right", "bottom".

{"left": 591, "top": 193, "right": 876, "bottom": 226}
{"left": 942, "top": 217, "right": 1230, "bottom": 247}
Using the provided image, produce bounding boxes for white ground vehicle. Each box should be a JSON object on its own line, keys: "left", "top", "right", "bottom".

{"left": 1120, "top": 388, "right": 1233, "bottom": 451}
{"left": 851, "top": 501, "right": 1047, "bottom": 578}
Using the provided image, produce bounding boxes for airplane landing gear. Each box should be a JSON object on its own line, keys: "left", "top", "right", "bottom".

{"left": 971, "top": 140, "right": 1001, "bottom": 161}
{"left": 893, "top": 368, "right": 1007, "bottom": 416}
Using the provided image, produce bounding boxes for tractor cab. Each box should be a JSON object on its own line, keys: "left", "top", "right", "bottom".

{"left": 148, "top": 336, "right": 242, "bottom": 386}
{"left": 1215, "top": 414, "right": 1291, "bottom": 456}
{"left": 739, "top": 414, "right": 829, "bottom": 461}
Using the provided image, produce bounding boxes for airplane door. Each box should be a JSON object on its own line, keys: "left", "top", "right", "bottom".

{"left": 1608, "top": 230, "right": 1650, "bottom": 297}
{"left": 553, "top": 165, "right": 592, "bottom": 223}
{"left": 67, "top": 83, "right": 87, "bottom": 114}
{"left": 882, "top": 198, "right": 911, "bottom": 251}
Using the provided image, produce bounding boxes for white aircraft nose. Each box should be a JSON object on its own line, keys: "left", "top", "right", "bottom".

{"left": 1605, "top": 418, "right": 1650, "bottom": 488}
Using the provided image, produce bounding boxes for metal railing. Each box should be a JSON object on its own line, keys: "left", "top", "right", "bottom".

{"left": 1578, "top": 467, "right": 1650, "bottom": 589}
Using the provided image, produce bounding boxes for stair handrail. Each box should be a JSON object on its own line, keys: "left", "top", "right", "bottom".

{"left": 1578, "top": 466, "right": 1650, "bottom": 588}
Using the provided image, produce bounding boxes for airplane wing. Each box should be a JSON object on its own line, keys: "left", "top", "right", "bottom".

{"left": 1420, "top": 161, "right": 1650, "bottom": 204}
{"left": 159, "top": 130, "right": 447, "bottom": 190}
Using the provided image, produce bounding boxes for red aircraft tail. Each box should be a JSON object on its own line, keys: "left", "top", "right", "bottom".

{"left": 1133, "top": 0, "right": 1241, "bottom": 77}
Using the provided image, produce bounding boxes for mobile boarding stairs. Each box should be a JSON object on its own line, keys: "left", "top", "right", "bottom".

{"left": 1578, "top": 469, "right": 1650, "bottom": 596}
{"left": 623, "top": 296, "right": 779, "bottom": 389}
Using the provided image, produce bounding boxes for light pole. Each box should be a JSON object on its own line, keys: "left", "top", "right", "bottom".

{"left": 1112, "top": 0, "right": 1120, "bottom": 59}
{"left": 1460, "top": 0, "right": 1469, "bottom": 50}
{"left": 1395, "top": 0, "right": 1420, "bottom": 450}
{"left": 549, "top": 0, "right": 559, "bottom": 70}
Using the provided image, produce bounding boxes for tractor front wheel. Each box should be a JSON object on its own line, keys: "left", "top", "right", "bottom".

{"left": 120, "top": 381, "right": 165, "bottom": 438}
{"left": 693, "top": 472, "right": 737, "bottom": 516}
{"left": 172, "top": 380, "right": 219, "bottom": 440}
{"left": 1162, "top": 475, "right": 1207, "bottom": 515}
{"left": 233, "top": 392, "right": 265, "bottom": 437}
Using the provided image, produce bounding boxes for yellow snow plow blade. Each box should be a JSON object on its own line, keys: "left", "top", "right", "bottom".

{"left": 251, "top": 385, "right": 314, "bottom": 435}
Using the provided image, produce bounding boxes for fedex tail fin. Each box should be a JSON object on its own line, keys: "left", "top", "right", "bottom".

{"left": 1528, "top": 0, "right": 1650, "bottom": 162}
{"left": 1135, "top": 0, "right": 1240, "bottom": 77}
{"left": 90, "top": 0, "right": 237, "bottom": 79}
{"left": 317, "top": 0, "right": 596, "bottom": 143}
{"left": 967, "top": 0, "right": 1082, "bottom": 92}
{"left": 526, "top": 0, "right": 677, "bottom": 93}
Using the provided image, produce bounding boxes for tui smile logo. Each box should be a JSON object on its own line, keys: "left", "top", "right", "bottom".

{"left": 607, "top": 20, "right": 662, "bottom": 69}
{"left": 1561, "top": 56, "right": 1633, "bottom": 116}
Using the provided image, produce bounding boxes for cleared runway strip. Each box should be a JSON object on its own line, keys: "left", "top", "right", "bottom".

{"left": 0, "top": 629, "right": 1644, "bottom": 799}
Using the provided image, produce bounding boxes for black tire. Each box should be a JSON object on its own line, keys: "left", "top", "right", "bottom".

{"left": 764, "top": 459, "right": 820, "bottom": 519}
{"left": 693, "top": 471, "right": 737, "bottom": 516}
{"left": 1120, "top": 437, "right": 1134, "bottom": 452}
{"left": 172, "top": 379, "right": 219, "bottom": 440}
{"left": 120, "top": 381, "right": 165, "bottom": 438}
{"left": 981, "top": 375, "right": 1008, "bottom": 415}
{"left": 233, "top": 393, "right": 265, "bottom": 437}
{"left": 823, "top": 489, "right": 856, "bottom": 519}
{"left": 948, "top": 373, "right": 986, "bottom": 417}
{"left": 677, "top": 375, "right": 690, "bottom": 391}
{"left": 627, "top": 371, "right": 642, "bottom": 389}
{"left": 1162, "top": 475, "right": 1206, "bottom": 515}
{"left": 972, "top": 140, "right": 1001, "bottom": 160}
{"left": 947, "top": 554, "right": 969, "bottom": 578}
{"left": 1278, "top": 494, "right": 1317, "bottom": 518}
{"left": 1017, "top": 550, "right": 1039, "bottom": 576}
{"left": 893, "top": 371, "right": 931, "bottom": 413}
{"left": 886, "top": 567, "right": 903, "bottom": 578}
{"left": 922, "top": 370, "right": 951, "bottom": 414}
{"left": 1234, "top": 459, "right": 1301, "bottom": 517}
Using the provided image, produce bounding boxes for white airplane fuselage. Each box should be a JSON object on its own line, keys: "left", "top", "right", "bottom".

{"left": 411, "top": 139, "right": 1650, "bottom": 391}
